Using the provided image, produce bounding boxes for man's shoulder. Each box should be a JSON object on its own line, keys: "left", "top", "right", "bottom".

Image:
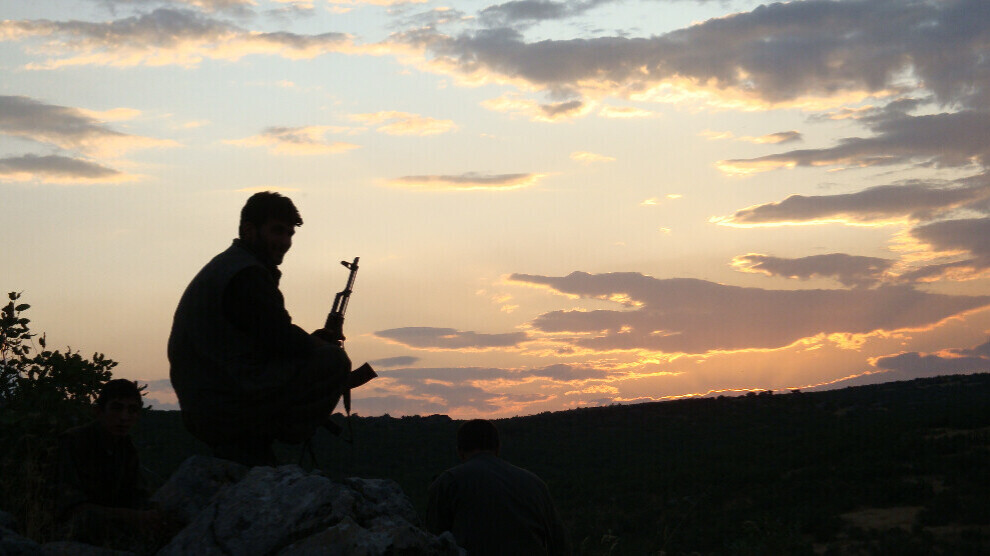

{"left": 452, "top": 454, "right": 545, "bottom": 485}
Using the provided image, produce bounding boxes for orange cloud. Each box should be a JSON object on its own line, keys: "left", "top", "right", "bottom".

{"left": 226, "top": 126, "right": 360, "bottom": 155}
{"left": 598, "top": 106, "right": 656, "bottom": 118}
{"left": 387, "top": 172, "right": 548, "bottom": 191}
{"left": 570, "top": 151, "right": 615, "bottom": 163}
{"left": 349, "top": 111, "right": 456, "bottom": 136}
{"left": 481, "top": 93, "right": 594, "bottom": 122}
{"left": 508, "top": 271, "right": 990, "bottom": 355}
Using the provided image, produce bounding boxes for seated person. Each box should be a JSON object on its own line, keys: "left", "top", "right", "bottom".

{"left": 54, "top": 379, "right": 174, "bottom": 550}
{"left": 427, "top": 419, "right": 571, "bottom": 556}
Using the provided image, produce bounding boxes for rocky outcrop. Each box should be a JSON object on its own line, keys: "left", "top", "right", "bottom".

{"left": 1, "top": 512, "right": 41, "bottom": 556}
{"left": 155, "top": 456, "right": 461, "bottom": 555}
{"left": 2, "top": 457, "right": 462, "bottom": 556}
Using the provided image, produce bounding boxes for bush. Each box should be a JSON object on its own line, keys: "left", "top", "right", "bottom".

{"left": 0, "top": 291, "right": 120, "bottom": 539}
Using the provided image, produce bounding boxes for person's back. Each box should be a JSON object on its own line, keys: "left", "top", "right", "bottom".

{"left": 427, "top": 419, "right": 570, "bottom": 556}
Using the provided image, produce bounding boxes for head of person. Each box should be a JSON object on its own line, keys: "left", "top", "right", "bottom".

{"left": 239, "top": 191, "right": 303, "bottom": 267}
{"left": 94, "top": 379, "right": 143, "bottom": 437}
{"left": 457, "top": 419, "right": 500, "bottom": 460}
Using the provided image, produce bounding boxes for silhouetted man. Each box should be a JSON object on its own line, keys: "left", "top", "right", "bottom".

{"left": 427, "top": 419, "right": 570, "bottom": 556}
{"left": 55, "top": 379, "right": 174, "bottom": 550}
{"left": 168, "top": 191, "right": 353, "bottom": 466}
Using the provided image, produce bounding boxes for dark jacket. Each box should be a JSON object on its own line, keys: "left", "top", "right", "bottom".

{"left": 168, "top": 240, "right": 314, "bottom": 443}
{"left": 54, "top": 421, "right": 146, "bottom": 520}
{"left": 427, "top": 452, "right": 570, "bottom": 556}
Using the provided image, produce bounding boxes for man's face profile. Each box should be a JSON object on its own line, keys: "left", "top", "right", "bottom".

{"left": 97, "top": 397, "right": 141, "bottom": 437}
{"left": 244, "top": 218, "right": 294, "bottom": 266}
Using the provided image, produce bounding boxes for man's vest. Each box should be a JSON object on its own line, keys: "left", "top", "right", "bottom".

{"left": 167, "top": 241, "right": 278, "bottom": 443}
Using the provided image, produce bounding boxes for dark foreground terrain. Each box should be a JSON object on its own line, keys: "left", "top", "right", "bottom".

{"left": 135, "top": 373, "right": 990, "bottom": 555}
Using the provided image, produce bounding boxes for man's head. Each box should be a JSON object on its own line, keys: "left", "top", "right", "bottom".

{"left": 457, "top": 419, "right": 500, "bottom": 460}
{"left": 239, "top": 191, "right": 303, "bottom": 266}
{"left": 94, "top": 379, "right": 143, "bottom": 437}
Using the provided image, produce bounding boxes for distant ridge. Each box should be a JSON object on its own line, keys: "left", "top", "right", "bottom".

{"left": 137, "top": 373, "right": 990, "bottom": 554}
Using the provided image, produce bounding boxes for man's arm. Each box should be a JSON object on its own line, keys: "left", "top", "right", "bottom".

{"left": 426, "top": 474, "right": 455, "bottom": 535}
{"left": 543, "top": 483, "right": 572, "bottom": 556}
{"left": 223, "top": 266, "right": 314, "bottom": 357}
{"left": 53, "top": 436, "right": 90, "bottom": 521}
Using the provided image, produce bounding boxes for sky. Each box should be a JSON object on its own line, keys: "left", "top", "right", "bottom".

{"left": 3, "top": 0, "right": 990, "bottom": 418}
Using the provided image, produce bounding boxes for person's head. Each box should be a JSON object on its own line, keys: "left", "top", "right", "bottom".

{"left": 457, "top": 419, "right": 500, "bottom": 460}
{"left": 238, "top": 191, "right": 303, "bottom": 266}
{"left": 94, "top": 379, "right": 143, "bottom": 437}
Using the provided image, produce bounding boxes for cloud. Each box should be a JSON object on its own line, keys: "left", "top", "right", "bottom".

{"left": 528, "top": 363, "right": 608, "bottom": 382}
{"left": 386, "top": 172, "right": 547, "bottom": 191}
{"left": 393, "top": 0, "right": 990, "bottom": 110}
{"left": 0, "top": 95, "right": 177, "bottom": 156}
{"left": 349, "top": 111, "right": 456, "bottom": 136}
{"left": 570, "top": 151, "right": 614, "bottom": 163}
{"left": 141, "top": 378, "right": 175, "bottom": 390}
{"left": 714, "top": 180, "right": 990, "bottom": 227}
{"left": 478, "top": 0, "right": 604, "bottom": 28}
{"left": 749, "top": 131, "right": 802, "bottom": 144}
{"left": 1, "top": 8, "right": 354, "bottom": 68}
{"left": 899, "top": 217, "right": 990, "bottom": 282}
{"left": 480, "top": 93, "right": 593, "bottom": 122}
{"left": 327, "top": 0, "right": 429, "bottom": 6}
{"left": 368, "top": 355, "right": 420, "bottom": 368}
{"left": 702, "top": 129, "right": 802, "bottom": 144}
{"left": 374, "top": 327, "right": 528, "bottom": 350}
{"left": 356, "top": 361, "right": 610, "bottom": 416}
{"left": 509, "top": 271, "right": 990, "bottom": 355}
{"left": 732, "top": 253, "right": 895, "bottom": 289}
{"left": 352, "top": 395, "right": 448, "bottom": 417}
{"left": 0, "top": 154, "right": 130, "bottom": 184}
{"left": 95, "top": 1, "right": 256, "bottom": 14}
{"left": 871, "top": 337, "right": 990, "bottom": 376}
{"left": 598, "top": 105, "right": 656, "bottom": 119}
{"left": 377, "top": 363, "right": 607, "bottom": 383}
{"left": 717, "top": 110, "right": 990, "bottom": 175}
{"left": 226, "top": 126, "right": 360, "bottom": 155}
{"left": 372, "top": 367, "right": 553, "bottom": 413}
{"left": 910, "top": 217, "right": 990, "bottom": 260}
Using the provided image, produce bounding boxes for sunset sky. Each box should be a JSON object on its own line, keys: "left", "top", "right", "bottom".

{"left": 4, "top": 0, "right": 990, "bottom": 417}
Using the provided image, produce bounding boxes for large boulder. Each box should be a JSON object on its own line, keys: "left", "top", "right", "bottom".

{"left": 0, "top": 519, "right": 41, "bottom": 556}
{"left": 149, "top": 455, "right": 249, "bottom": 524}
{"left": 156, "top": 457, "right": 462, "bottom": 556}
{"left": 0, "top": 511, "right": 135, "bottom": 556}
{"left": 40, "top": 541, "right": 135, "bottom": 555}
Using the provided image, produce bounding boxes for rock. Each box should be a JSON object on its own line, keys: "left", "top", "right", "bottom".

{"left": 0, "top": 511, "right": 133, "bottom": 556}
{"left": 277, "top": 516, "right": 463, "bottom": 556}
{"left": 156, "top": 459, "right": 459, "bottom": 556}
{"left": 343, "top": 478, "right": 419, "bottom": 526}
{"left": 277, "top": 516, "right": 386, "bottom": 556}
{"left": 40, "top": 541, "right": 135, "bottom": 555}
{"left": 149, "top": 455, "right": 249, "bottom": 524}
{"left": 0, "top": 522, "right": 41, "bottom": 556}
{"left": 0, "top": 510, "right": 17, "bottom": 531}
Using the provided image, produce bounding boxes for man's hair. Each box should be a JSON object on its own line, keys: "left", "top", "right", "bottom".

{"left": 457, "top": 419, "right": 500, "bottom": 453}
{"left": 96, "top": 379, "right": 142, "bottom": 409}
{"left": 239, "top": 191, "right": 303, "bottom": 233}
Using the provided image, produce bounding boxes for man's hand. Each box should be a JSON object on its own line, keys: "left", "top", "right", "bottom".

{"left": 314, "top": 313, "right": 345, "bottom": 344}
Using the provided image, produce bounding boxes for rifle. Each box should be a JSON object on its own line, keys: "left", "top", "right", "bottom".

{"left": 326, "top": 257, "right": 360, "bottom": 331}
{"left": 323, "top": 257, "right": 377, "bottom": 437}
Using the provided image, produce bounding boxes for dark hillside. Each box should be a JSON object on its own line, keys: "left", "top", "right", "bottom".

{"left": 134, "top": 373, "right": 990, "bottom": 555}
